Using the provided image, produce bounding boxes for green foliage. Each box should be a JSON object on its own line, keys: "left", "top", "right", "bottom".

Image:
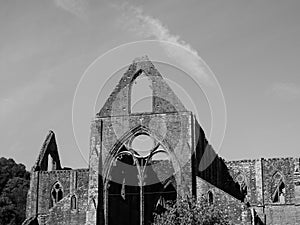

{"left": 0, "top": 157, "right": 30, "bottom": 225}
{"left": 152, "top": 196, "right": 230, "bottom": 225}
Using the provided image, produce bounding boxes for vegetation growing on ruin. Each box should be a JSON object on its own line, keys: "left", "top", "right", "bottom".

{"left": 152, "top": 196, "right": 230, "bottom": 225}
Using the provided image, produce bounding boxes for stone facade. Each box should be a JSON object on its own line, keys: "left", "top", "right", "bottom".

{"left": 226, "top": 158, "right": 300, "bottom": 224}
{"left": 23, "top": 57, "right": 300, "bottom": 225}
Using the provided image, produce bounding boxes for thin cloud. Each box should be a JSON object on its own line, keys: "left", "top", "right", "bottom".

{"left": 118, "top": 4, "right": 213, "bottom": 86}
{"left": 54, "top": 0, "right": 89, "bottom": 20}
{"left": 267, "top": 82, "right": 300, "bottom": 101}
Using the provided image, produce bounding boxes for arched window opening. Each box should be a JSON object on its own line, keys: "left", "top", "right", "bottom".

{"left": 107, "top": 148, "right": 140, "bottom": 225}
{"left": 50, "top": 182, "right": 63, "bottom": 207}
{"left": 235, "top": 173, "right": 248, "bottom": 197}
{"left": 71, "top": 195, "right": 77, "bottom": 210}
{"left": 208, "top": 190, "right": 214, "bottom": 205}
{"left": 107, "top": 134, "right": 177, "bottom": 225}
{"left": 272, "top": 172, "right": 285, "bottom": 203}
{"left": 131, "top": 72, "right": 152, "bottom": 113}
{"left": 273, "top": 182, "right": 285, "bottom": 203}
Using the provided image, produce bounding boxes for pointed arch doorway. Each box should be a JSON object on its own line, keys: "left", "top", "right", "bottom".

{"left": 105, "top": 132, "right": 177, "bottom": 225}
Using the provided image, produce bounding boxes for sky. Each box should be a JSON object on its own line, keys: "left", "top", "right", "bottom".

{"left": 0, "top": 0, "right": 300, "bottom": 170}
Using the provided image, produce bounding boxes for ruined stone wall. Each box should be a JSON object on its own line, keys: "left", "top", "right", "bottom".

{"left": 46, "top": 184, "right": 89, "bottom": 225}
{"left": 100, "top": 112, "right": 194, "bottom": 194}
{"left": 36, "top": 169, "right": 88, "bottom": 214}
{"left": 196, "top": 177, "right": 252, "bottom": 225}
{"left": 83, "top": 56, "right": 197, "bottom": 224}
{"left": 26, "top": 172, "right": 39, "bottom": 218}
{"left": 226, "top": 159, "right": 261, "bottom": 205}
{"left": 25, "top": 168, "right": 89, "bottom": 224}
{"left": 194, "top": 120, "right": 243, "bottom": 200}
{"left": 37, "top": 170, "right": 71, "bottom": 214}
{"left": 85, "top": 111, "right": 195, "bottom": 224}
{"left": 262, "top": 158, "right": 300, "bottom": 224}
{"left": 294, "top": 158, "right": 300, "bottom": 205}
{"left": 227, "top": 157, "right": 300, "bottom": 224}
{"left": 262, "top": 158, "right": 294, "bottom": 204}
{"left": 264, "top": 204, "right": 300, "bottom": 225}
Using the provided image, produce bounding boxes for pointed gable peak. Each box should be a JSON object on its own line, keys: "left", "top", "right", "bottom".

{"left": 133, "top": 55, "right": 149, "bottom": 63}
{"left": 97, "top": 56, "right": 187, "bottom": 117}
{"left": 130, "top": 55, "right": 157, "bottom": 77}
{"left": 32, "top": 130, "right": 62, "bottom": 171}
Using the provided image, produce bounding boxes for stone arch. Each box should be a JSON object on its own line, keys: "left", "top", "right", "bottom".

{"left": 32, "top": 131, "right": 62, "bottom": 171}
{"left": 129, "top": 70, "right": 153, "bottom": 113}
{"left": 103, "top": 125, "right": 181, "bottom": 225}
{"left": 70, "top": 194, "right": 77, "bottom": 210}
{"left": 235, "top": 173, "right": 248, "bottom": 197}
{"left": 103, "top": 125, "right": 181, "bottom": 184}
{"left": 271, "top": 171, "right": 285, "bottom": 203}
{"left": 97, "top": 56, "right": 187, "bottom": 117}
{"left": 50, "top": 181, "right": 63, "bottom": 208}
{"left": 207, "top": 190, "right": 214, "bottom": 205}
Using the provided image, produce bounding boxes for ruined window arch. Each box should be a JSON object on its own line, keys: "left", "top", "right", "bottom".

{"left": 235, "top": 173, "right": 248, "bottom": 197}
{"left": 130, "top": 134, "right": 155, "bottom": 157}
{"left": 106, "top": 132, "right": 177, "bottom": 225}
{"left": 207, "top": 190, "right": 214, "bottom": 205}
{"left": 71, "top": 195, "right": 77, "bottom": 210}
{"left": 130, "top": 71, "right": 152, "bottom": 113}
{"left": 50, "top": 181, "right": 63, "bottom": 207}
{"left": 272, "top": 171, "right": 285, "bottom": 203}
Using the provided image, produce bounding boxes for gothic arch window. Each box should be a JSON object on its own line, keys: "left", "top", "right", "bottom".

{"left": 50, "top": 181, "right": 63, "bottom": 207}
{"left": 272, "top": 171, "right": 285, "bottom": 203}
{"left": 207, "top": 190, "right": 214, "bottom": 205}
{"left": 71, "top": 195, "right": 77, "bottom": 210}
{"left": 106, "top": 132, "right": 177, "bottom": 225}
{"left": 235, "top": 173, "right": 248, "bottom": 196}
{"left": 130, "top": 71, "right": 153, "bottom": 113}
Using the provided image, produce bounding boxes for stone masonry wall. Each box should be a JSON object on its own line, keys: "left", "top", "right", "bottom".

{"left": 262, "top": 158, "right": 294, "bottom": 204}
{"left": 36, "top": 169, "right": 89, "bottom": 215}
{"left": 226, "top": 159, "right": 260, "bottom": 205}
{"left": 227, "top": 157, "right": 300, "bottom": 224}
{"left": 194, "top": 119, "right": 243, "bottom": 201}
{"left": 46, "top": 184, "right": 89, "bottom": 225}
{"left": 100, "top": 112, "right": 194, "bottom": 195}
{"left": 196, "top": 177, "right": 252, "bottom": 225}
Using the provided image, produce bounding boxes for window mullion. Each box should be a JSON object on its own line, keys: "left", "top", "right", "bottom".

{"left": 137, "top": 158, "right": 144, "bottom": 225}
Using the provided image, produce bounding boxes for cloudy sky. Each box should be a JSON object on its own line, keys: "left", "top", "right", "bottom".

{"left": 1, "top": 0, "right": 300, "bottom": 169}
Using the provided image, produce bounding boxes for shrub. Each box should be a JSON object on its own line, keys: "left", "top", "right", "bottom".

{"left": 152, "top": 196, "right": 230, "bottom": 225}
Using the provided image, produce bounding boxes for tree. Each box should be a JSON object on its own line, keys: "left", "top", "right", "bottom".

{"left": 0, "top": 157, "right": 30, "bottom": 225}
{"left": 152, "top": 196, "right": 230, "bottom": 225}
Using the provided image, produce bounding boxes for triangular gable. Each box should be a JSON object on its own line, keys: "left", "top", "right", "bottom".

{"left": 32, "top": 130, "right": 62, "bottom": 171}
{"left": 98, "top": 56, "right": 187, "bottom": 117}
